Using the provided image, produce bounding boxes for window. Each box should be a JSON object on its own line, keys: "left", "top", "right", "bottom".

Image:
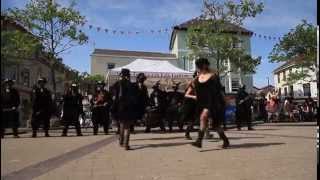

{"left": 231, "top": 78, "right": 240, "bottom": 92}
{"left": 282, "top": 71, "right": 286, "bottom": 81}
{"left": 278, "top": 88, "right": 282, "bottom": 96}
{"left": 5, "top": 66, "right": 17, "bottom": 81}
{"left": 107, "top": 63, "right": 115, "bottom": 70}
{"left": 21, "top": 69, "right": 30, "bottom": 87}
{"left": 303, "top": 83, "right": 311, "bottom": 96}
{"left": 277, "top": 73, "right": 280, "bottom": 83}
{"left": 284, "top": 87, "right": 287, "bottom": 96}
{"left": 289, "top": 85, "right": 294, "bottom": 97}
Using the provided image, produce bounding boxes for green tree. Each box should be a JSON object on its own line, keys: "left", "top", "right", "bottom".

{"left": 269, "top": 20, "right": 317, "bottom": 84}
{"left": 187, "top": 0, "right": 263, "bottom": 80}
{"left": 4, "top": 0, "right": 88, "bottom": 95}
{"left": 1, "top": 29, "right": 41, "bottom": 65}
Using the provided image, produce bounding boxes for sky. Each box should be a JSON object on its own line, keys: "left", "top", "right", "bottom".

{"left": 1, "top": 0, "right": 317, "bottom": 88}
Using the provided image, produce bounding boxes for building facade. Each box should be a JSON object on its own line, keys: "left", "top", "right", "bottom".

{"left": 273, "top": 59, "right": 318, "bottom": 99}
{"left": 90, "top": 49, "right": 178, "bottom": 76}
{"left": 169, "top": 18, "right": 254, "bottom": 94}
{"left": 1, "top": 16, "right": 76, "bottom": 127}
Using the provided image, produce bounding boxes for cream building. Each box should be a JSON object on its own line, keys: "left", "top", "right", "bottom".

{"left": 90, "top": 49, "right": 178, "bottom": 76}
{"left": 273, "top": 58, "right": 318, "bottom": 99}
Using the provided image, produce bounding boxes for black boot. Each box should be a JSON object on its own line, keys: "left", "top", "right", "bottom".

{"left": 45, "top": 130, "right": 50, "bottom": 137}
{"left": 93, "top": 126, "right": 98, "bottom": 135}
{"left": 185, "top": 126, "right": 192, "bottom": 140}
{"left": 248, "top": 127, "right": 254, "bottom": 131}
{"left": 13, "top": 128, "right": 19, "bottom": 138}
{"left": 191, "top": 130, "right": 204, "bottom": 148}
{"left": 124, "top": 132, "right": 130, "bottom": 150}
{"left": 217, "top": 128, "right": 230, "bottom": 148}
{"left": 61, "top": 128, "right": 68, "bottom": 137}
{"left": 32, "top": 131, "right": 37, "bottom": 138}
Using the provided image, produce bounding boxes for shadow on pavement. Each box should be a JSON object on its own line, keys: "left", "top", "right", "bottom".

{"left": 131, "top": 142, "right": 191, "bottom": 150}
{"left": 2, "top": 133, "right": 112, "bottom": 139}
{"left": 250, "top": 128, "right": 280, "bottom": 131}
{"left": 132, "top": 136, "right": 186, "bottom": 141}
{"left": 199, "top": 142, "right": 285, "bottom": 152}
{"left": 207, "top": 136, "right": 265, "bottom": 142}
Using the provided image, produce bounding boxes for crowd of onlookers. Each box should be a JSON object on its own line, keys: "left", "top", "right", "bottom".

{"left": 253, "top": 90, "right": 317, "bottom": 123}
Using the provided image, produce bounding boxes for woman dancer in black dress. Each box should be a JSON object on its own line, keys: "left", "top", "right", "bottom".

{"left": 190, "top": 58, "right": 229, "bottom": 148}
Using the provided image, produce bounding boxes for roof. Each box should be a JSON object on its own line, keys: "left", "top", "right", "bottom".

{"left": 109, "top": 58, "right": 192, "bottom": 78}
{"left": 169, "top": 18, "right": 253, "bottom": 50}
{"left": 92, "top": 49, "right": 176, "bottom": 59}
{"left": 273, "top": 56, "right": 305, "bottom": 73}
{"left": 259, "top": 85, "right": 275, "bottom": 90}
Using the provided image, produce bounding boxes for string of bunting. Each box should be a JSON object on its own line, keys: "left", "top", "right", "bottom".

{"left": 82, "top": 23, "right": 283, "bottom": 41}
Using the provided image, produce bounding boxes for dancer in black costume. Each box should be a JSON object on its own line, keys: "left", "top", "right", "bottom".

{"left": 190, "top": 58, "right": 229, "bottom": 148}
{"left": 1, "top": 79, "right": 20, "bottom": 138}
{"left": 180, "top": 72, "right": 198, "bottom": 139}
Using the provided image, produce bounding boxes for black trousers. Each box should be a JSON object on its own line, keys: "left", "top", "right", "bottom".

{"left": 1, "top": 111, "right": 19, "bottom": 137}
{"left": 236, "top": 107, "right": 252, "bottom": 128}
{"left": 145, "top": 108, "right": 166, "bottom": 132}
{"left": 62, "top": 114, "right": 82, "bottom": 135}
{"left": 166, "top": 106, "right": 181, "bottom": 131}
{"left": 31, "top": 111, "right": 51, "bottom": 133}
{"left": 92, "top": 107, "right": 109, "bottom": 134}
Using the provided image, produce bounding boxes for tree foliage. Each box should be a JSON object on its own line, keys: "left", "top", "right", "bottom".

{"left": 3, "top": 0, "right": 88, "bottom": 94}
{"left": 1, "top": 29, "right": 41, "bottom": 65}
{"left": 269, "top": 20, "right": 317, "bottom": 84}
{"left": 187, "top": 0, "right": 263, "bottom": 77}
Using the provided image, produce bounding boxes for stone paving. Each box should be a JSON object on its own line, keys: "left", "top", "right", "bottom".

{"left": 1, "top": 123, "right": 317, "bottom": 180}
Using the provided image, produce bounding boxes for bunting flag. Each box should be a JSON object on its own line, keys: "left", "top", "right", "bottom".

{"left": 83, "top": 23, "right": 283, "bottom": 41}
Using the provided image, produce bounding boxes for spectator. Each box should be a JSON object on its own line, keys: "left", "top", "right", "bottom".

{"left": 284, "top": 97, "right": 295, "bottom": 122}
{"left": 266, "top": 97, "right": 279, "bottom": 123}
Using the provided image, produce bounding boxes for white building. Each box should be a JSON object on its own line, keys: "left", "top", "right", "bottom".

{"left": 169, "top": 18, "right": 254, "bottom": 94}
{"left": 273, "top": 58, "right": 318, "bottom": 99}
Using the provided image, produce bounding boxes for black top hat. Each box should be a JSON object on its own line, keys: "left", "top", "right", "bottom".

{"left": 137, "top": 73, "right": 146, "bottom": 80}
{"left": 120, "top": 68, "right": 130, "bottom": 77}
{"left": 195, "top": 58, "right": 210, "bottom": 69}
{"left": 38, "top": 77, "right": 47, "bottom": 83}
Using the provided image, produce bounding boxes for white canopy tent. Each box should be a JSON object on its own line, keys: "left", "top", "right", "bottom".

{"left": 107, "top": 58, "right": 193, "bottom": 90}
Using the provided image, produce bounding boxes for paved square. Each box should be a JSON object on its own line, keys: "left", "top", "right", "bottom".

{"left": 1, "top": 123, "right": 317, "bottom": 180}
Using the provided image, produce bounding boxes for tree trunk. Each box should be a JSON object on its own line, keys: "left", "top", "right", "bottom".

{"left": 50, "top": 66, "right": 57, "bottom": 98}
